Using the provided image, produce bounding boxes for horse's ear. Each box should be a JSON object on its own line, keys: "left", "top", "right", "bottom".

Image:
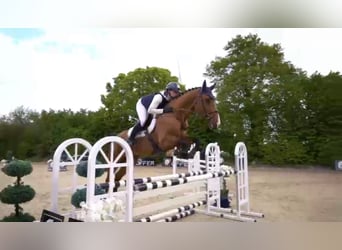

{"left": 202, "top": 80, "right": 207, "bottom": 89}
{"left": 201, "top": 80, "right": 207, "bottom": 94}
{"left": 209, "top": 82, "right": 216, "bottom": 90}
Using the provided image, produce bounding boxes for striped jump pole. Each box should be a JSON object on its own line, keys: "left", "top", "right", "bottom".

{"left": 100, "top": 170, "right": 208, "bottom": 190}
{"left": 194, "top": 208, "right": 257, "bottom": 222}
{"left": 156, "top": 210, "right": 195, "bottom": 222}
{"left": 135, "top": 200, "right": 206, "bottom": 222}
{"left": 209, "top": 206, "right": 264, "bottom": 219}
{"left": 134, "top": 169, "right": 236, "bottom": 192}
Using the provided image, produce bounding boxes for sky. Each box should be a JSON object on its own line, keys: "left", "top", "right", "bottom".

{"left": 0, "top": 28, "right": 342, "bottom": 116}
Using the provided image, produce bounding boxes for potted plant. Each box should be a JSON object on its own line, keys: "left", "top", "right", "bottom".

{"left": 219, "top": 177, "right": 230, "bottom": 208}
{"left": 0, "top": 159, "right": 36, "bottom": 222}
{"left": 219, "top": 152, "right": 232, "bottom": 208}
{"left": 212, "top": 173, "right": 231, "bottom": 208}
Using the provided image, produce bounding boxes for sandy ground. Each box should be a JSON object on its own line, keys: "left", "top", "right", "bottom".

{"left": 0, "top": 162, "right": 341, "bottom": 222}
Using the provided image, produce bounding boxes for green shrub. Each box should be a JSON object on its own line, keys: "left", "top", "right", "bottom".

{"left": 0, "top": 185, "right": 35, "bottom": 204}
{"left": 2, "top": 160, "right": 33, "bottom": 178}
{"left": 1, "top": 213, "right": 35, "bottom": 222}
{"left": 76, "top": 160, "right": 105, "bottom": 178}
{"left": 71, "top": 186, "right": 106, "bottom": 208}
{"left": 0, "top": 159, "right": 36, "bottom": 222}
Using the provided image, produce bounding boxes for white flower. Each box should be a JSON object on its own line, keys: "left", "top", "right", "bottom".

{"left": 77, "top": 197, "right": 125, "bottom": 222}
{"left": 220, "top": 164, "right": 233, "bottom": 173}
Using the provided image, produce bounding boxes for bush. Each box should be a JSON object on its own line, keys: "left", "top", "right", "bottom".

{"left": 261, "top": 139, "right": 310, "bottom": 165}
{"left": 0, "top": 185, "right": 35, "bottom": 204}
{"left": 76, "top": 160, "right": 105, "bottom": 178}
{"left": 1, "top": 213, "right": 35, "bottom": 222}
{"left": 71, "top": 186, "right": 106, "bottom": 208}
{"left": 0, "top": 159, "right": 36, "bottom": 222}
{"left": 2, "top": 160, "right": 33, "bottom": 177}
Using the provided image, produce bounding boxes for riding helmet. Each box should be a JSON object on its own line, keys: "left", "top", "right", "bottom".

{"left": 165, "top": 82, "right": 180, "bottom": 93}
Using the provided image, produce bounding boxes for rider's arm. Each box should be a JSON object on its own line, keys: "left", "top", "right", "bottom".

{"left": 147, "top": 94, "right": 164, "bottom": 115}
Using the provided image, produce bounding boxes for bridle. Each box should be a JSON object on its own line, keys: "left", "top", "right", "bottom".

{"left": 174, "top": 91, "right": 218, "bottom": 124}
{"left": 194, "top": 93, "right": 219, "bottom": 123}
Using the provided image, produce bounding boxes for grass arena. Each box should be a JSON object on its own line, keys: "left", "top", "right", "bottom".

{"left": 1, "top": 136, "right": 342, "bottom": 222}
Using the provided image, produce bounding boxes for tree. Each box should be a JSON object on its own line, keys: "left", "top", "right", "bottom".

{"left": 206, "top": 34, "right": 299, "bottom": 162}
{"left": 0, "top": 107, "right": 41, "bottom": 159}
{"left": 302, "top": 72, "right": 342, "bottom": 166}
{"left": 101, "top": 67, "right": 183, "bottom": 133}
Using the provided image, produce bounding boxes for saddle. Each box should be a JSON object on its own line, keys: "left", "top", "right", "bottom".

{"left": 127, "top": 118, "right": 157, "bottom": 138}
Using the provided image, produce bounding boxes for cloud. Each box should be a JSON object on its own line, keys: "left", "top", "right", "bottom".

{"left": 1, "top": 28, "right": 342, "bottom": 116}
{"left": 0, "top": 30, "right": 108, "bottom": 115}
{"left": 0, "top": 34, "right": 37, "bottom": 114}
{"left": 0, "top": 29, "right": 222, "bottom": 115}
{"left": 280, "top": 29, "right": 342, "bottom": 75}
{"left": 0, "top": 28, "right": 44, "bottom": 41}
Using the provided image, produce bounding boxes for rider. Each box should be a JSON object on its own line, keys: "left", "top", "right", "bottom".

{"left": 126, "top": 82, "right": 181, "bottom": 146}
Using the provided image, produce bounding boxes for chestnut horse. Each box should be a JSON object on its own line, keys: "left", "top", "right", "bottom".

{"left": 107, "top": 80, "right": 221, "bottom": 183}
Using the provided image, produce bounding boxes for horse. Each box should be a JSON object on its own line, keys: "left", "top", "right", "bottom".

{"left": 107, "top": 80, "right": 221, "bottom": 183}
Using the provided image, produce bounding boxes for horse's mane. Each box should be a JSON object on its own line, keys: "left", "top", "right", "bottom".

{"left": 170, "top": 87, "right": 200, "bottom": 102}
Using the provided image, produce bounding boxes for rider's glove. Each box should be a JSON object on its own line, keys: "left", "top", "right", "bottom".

{"left": 163, "top": 106, "right": 173, "bottom": 113}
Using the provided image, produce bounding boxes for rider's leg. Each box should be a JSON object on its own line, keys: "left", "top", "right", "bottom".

{"left": 127, "top": 100, "right": 148, "bottom": 145}
{"left": 127, "top": 122, "right": 144, "bottom": 145}
{"left": 136, "top": 99, "right": 148, "bottom": 127}
{"left": 142, "top": 114, "right": 153, "bottom": 130}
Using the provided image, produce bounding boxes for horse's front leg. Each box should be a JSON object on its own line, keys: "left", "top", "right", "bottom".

{"left": 178, "top": 130, "right": 197, "bottom": 145}
{"left": 178, "top": 131, "right": 201, "bottom": 156}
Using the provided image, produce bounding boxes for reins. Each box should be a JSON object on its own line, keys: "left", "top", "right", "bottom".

{"left": 171, "top": 90, "right": 218, "bottom": 122}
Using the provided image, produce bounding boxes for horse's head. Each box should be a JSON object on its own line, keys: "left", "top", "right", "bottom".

{"left": 193, "top": 80, "right": 221, "bottom": 129}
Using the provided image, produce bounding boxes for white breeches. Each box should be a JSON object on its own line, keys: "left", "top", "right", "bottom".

{"left": 136, "top": 99, "right": 149, "bottom": 127}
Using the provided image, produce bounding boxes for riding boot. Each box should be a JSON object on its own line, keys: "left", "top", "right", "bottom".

{"left": 127, "top": 123, "right": 143, "bottom": 146}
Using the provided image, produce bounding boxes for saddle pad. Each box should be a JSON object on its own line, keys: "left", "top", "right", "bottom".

{"left": 128, "top": 118, "right": 156, "bottom": 138}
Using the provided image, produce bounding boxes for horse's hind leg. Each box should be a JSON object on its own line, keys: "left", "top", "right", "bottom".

{"left": 105, "top": 167, "right": 127, "bottom": 182}
{"left": 114, "top": 167, "right": 127, "bottom": 182}
{"left": 103, "top": 167, "right": 127, "bottom": 192}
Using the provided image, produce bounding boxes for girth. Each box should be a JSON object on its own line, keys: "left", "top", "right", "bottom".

{"left": 146, "top": 133, "right": 163, "bottom": 155}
